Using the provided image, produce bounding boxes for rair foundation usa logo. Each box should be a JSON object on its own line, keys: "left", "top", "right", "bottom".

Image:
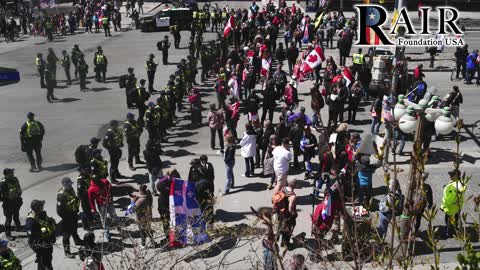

{"left": 355, "top": 5, "right": 464, "bottom": 47}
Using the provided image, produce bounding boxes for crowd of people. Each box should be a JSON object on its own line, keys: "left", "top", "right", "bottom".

{"left": 0, "top": 0, "right": 474, "bottom": 269}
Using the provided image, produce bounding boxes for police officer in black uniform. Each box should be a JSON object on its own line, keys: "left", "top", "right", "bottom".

{"left": 20, "top": 112, "right": 45, "bottom": 172}
{"left": 103, "top": 120, "right": 124, "bottom": 183}
{"left": 57, "top": 177, "right": 83, "bottom": 258}
{"left": 76, "top": 167, "right": 93, "bottom": 230}
{"left": 60, "top": 50, "right": 72, "bottom": 85}
{"left": 71, "top": 44, "right": 84, "bottom": 80}
{"left": 26, "top": 199, "right": 56, "bottom": 270}
{"left": 124, "top": 113, "right": 143, "bottom": 171}
{"left": 94, "top": 46, "right": 108, "bottom": 83}
{"left": 134, "top": 79, "right": 150, "bottom": 126}
{"left": 0, "top": 168, "right": 22, "bottom": 241}
{"left": 78, "top": 55, "right": 89, "bottom": 91}
{"left": 159, "top": 35, "right": 170, "bottom": 65}
{"left": 145, "top": 54, "right": 157, "bottom": 93}
{"left": 125, "top": 67, "right": 137, "bottom": 109}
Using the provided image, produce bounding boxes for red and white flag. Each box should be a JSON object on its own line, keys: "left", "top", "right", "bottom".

{"left": 301, "top": 46, "right": 325, "bottom": 74}
{"left": 223, "top": 15, "right": 235, "bottom": 38}
{"left": 342, "top": 66, "right": 354, "bottom": 87}
{"left": 260, "top": 57, "right": 271, "bottom": 77}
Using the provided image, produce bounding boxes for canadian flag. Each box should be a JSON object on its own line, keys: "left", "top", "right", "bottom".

{"left": 260, "top": 57, "right": 271, "bottom": 77}
{"left": 342, "top": 66, "right": 354, "bottom": 87}
{"left": 301, "top": 46, "right": 325, "bottom": 75}
{"left": 223, "top": 15, "right": 235, "bottom": 38}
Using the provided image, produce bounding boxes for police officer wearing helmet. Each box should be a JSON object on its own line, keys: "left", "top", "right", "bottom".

{"left": 145, "top": 54, "right": 158, "bottom": 93}
{"left": 20, "top": 112, "right": 45, "bottom": 172}
{"left": 103, "top": 120, "right": 124, "bottom": 184}
{"left": 124, "top": 113, "right": 144, "bottom": 171}
{"left": 0, "top": 168, "right": 22, "bottom": 241}
{"left": 26, "top": 199, "right": 56, "bottom": 270}
{"left": 57, "top": 177, "right": 83, "bottom": 258}
{"left": 93, "top": 46, "right": 108, "bottom": 83}
{"left": 0, "top": 239, "right": 21, "bottom": 269}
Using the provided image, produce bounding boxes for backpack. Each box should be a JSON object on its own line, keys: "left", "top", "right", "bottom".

{"left": 75, "top": 145, "right": 90, "bottom": 165}
{"left": 119, "top": 74, "right": 128, "bottom": 88}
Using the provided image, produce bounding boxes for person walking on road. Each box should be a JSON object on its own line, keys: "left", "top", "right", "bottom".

{"left": 221, "top": 134, "right": 236, "bottom": 195}
{"left": 207, "top": 104, "right": 225, "bottom": 153}
{"left": 20, "top": 112, "right": 45, "bottom": 172}
{"left": 35, "top": 53, "right": 46, "bottom": 88}
{"left": 158, "top": 35, "right": 170, "bottom": 65}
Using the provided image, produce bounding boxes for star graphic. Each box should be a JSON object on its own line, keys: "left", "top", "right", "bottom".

{"left": 369, "top": 12, "right": 376, "bottom": 20}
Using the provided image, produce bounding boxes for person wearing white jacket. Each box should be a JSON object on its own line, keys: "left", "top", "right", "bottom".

{"left": 239, "top": 123, "right": 257, "bottom": 177}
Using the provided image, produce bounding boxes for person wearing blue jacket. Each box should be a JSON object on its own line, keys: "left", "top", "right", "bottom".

{"left": 356, "top": 154, "right": 382, "bottom": 206}
{"left": 465, "top": 50, "right": 478, "bottom": 84}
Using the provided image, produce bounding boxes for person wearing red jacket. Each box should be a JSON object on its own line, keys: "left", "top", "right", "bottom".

{"left": 88, "top": 175, "right": 118, "bottom": 240}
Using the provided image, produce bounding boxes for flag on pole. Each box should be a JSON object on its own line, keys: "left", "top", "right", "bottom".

{"left": 365, "top": 6, "right": 382, "bottom": 45}
{"left": 314, "top": 12, "right": 325, "bottom": 30}
{"left": 223, "top": 15, "right": 235, "bottom": 38}
{"left": 302, "top": 17, "right": 309, "bottom": 44}
{"left": 301, "top": 46, "right": 326, "bottom": 75}
{"left": 169, "top": 178, "right": 209, "bottom": 247}
{"left": 342, "top": 66, "right": 354, "bottom": 87}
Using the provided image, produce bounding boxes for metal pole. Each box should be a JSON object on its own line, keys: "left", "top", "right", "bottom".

{"left": 398, "top": 112, "right": 424, "bottom": 258}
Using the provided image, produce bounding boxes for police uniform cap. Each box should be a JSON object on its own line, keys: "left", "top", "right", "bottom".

{"left": 128, "top": 67, "right": 134, "bottom": 72}
{"left": 30, "top": 199, "right": 45, "bottom": 211}
{"left": 61, "top": 177, "right": 73, "bottom": 186}
{"left": 148, "top": 102, "right": 155, "bottom": 107}
{"left": 97, "top": 46, "right": 102, "bottom": 50}
{"left": 140, "top": 79, "right": 146, "bottom": 83}
{"left": 149, "top": 53, "right": 154, "bottom": 58}
{"left": 110, "top": 120, "right": 119, "bottom": 126}
{"left": 37, "top": 53, "right": 42, "bottom": 57}
{"left": 90, "top": 137, "right": 100, "bottom": 144}
{"left": 3, "top": 168, "right": 14, "bottom": 176}
{"left": 74, "top": 44, "right": 79, "bottom": 48}
{"left": 126, "top": 112, "right": 135, "bottom": 119}
{"left": 156, "top": 97, "right": 162, "bottom": 103}
{"left": 0, "top": 240, "right": 8, "bottom": 247}
{"left": 27, "top": 112, "right": 35, "bottom": 118}
{"left": 164, "top": 35, "right": 169, "bottom": 39}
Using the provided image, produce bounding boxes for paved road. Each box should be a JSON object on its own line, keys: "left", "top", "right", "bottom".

{"left": 0, "top": 1, "right": 479, "bottom": 269}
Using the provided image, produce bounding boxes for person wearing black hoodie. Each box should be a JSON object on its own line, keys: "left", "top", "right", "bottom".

{"left": 261, "top": 82, "right": 278, "bottom": 123}
{"left": 143, "top": 140, "right": 163, "bottom": 196}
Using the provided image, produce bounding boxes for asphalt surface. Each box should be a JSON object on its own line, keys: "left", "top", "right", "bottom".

{"left": 0, "top": 1, "right": 479, "bottom": 269}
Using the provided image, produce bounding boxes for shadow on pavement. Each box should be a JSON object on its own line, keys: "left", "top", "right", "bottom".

{"left": 89, "top": 87, "right": 112, "bottom": 92}
{"left": 227, "top": 182, "right": 268, "bottom": 194}
{"left": 43, "top": 163, "right": 77, "bottom": 172}
{"left": 215, "top": 209, "right": 250, "bottom": 223}
{"left": 57, "top": 97, "right": 82, "bottom": 103}
{"left": 163, "top": 149, "right": 195, "bottom": 158}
